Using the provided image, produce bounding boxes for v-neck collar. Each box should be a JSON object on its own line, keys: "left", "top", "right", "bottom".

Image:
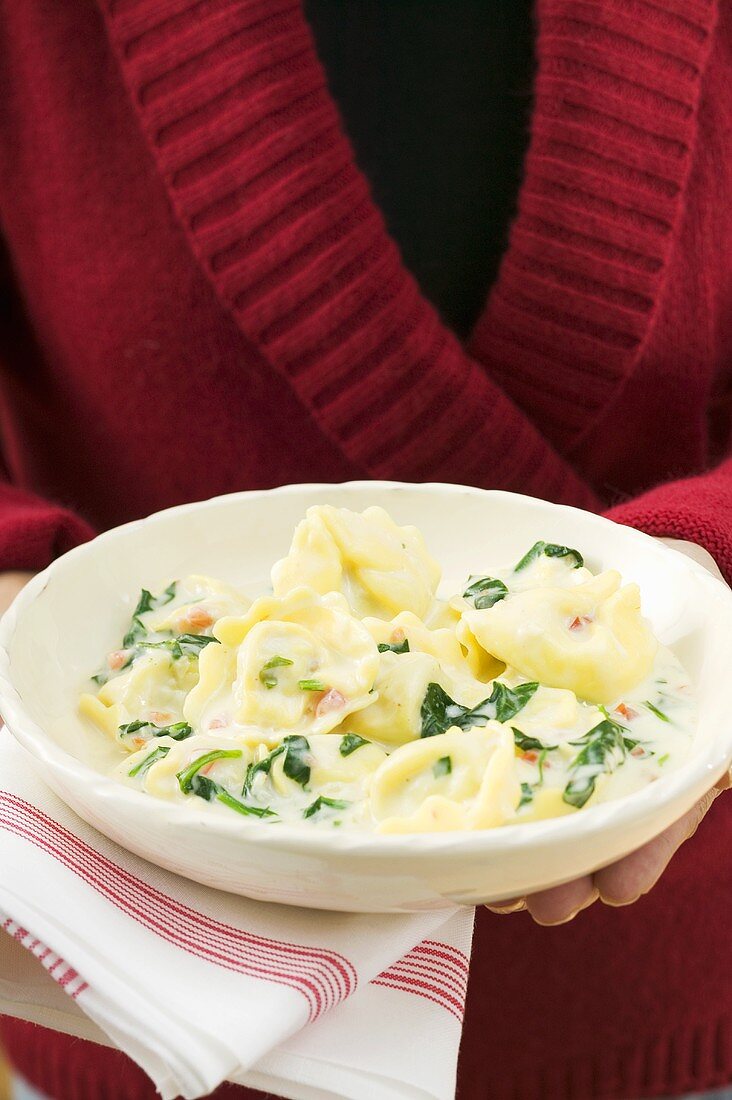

{"left": 100, "top": 0, "right": 718, "bottom": 464}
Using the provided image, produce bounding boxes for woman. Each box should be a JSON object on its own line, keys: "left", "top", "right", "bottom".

{"left": 0, "top": 0, "right": 731, "bottom": 1097}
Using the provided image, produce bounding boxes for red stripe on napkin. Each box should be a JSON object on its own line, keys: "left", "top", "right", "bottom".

{"left": 2, "top": 918, "right": 88, "bottom": 1000}
{"left": 0, "top": 792, "right": 471, "bottom": 1026}
{"left": 372, "top": 938, "right": 470, "bottom": 1021}
{"left": 0, "top": 793, "right": 356, "bottom": 1020}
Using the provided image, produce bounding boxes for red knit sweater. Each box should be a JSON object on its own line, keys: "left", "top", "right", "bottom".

{"left": 0, "top": 2, "right": 731, "bottom": 1098}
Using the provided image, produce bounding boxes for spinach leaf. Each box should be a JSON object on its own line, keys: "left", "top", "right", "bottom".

{"left": 303, "top": 796, "right": 350, "bottom": 819}
{"left": 189, "top": 773, "right": 218, "bottom": 800}
{"left": 123, "top": 588, "right": 159, "bottom": 647}
{"left": 462, "top": 576, "right": 509, "bottom": 610}
{"left": 644, "top": 700, "right": 670, "bottom": 723}
{"left": 123, "top": 617, "right": 147, "bottom": 649}
{"left": 190, "top": 774, "right": 276, "bottom": 817}
{"left": 562, "top": 719, "right": 626, "bottom": 809}
{"left": 242, "top": 736, "right": 312, "bottom": 795}
{"left": 119, "top": 719, "right": 193, "bottom": 742}
{"left": 216, "top": 790, "right": 277, "bottom": 818}
{"left": 298, "top": 678, "right": 326, "bottom": 691}
{"left": 420, "top": 683, "right": 473, "bottom": 738}
{"left": 484, "top": 681, "right": 540, "bottom": 723}
{"left": 118, "top": 719, "right": 147, "bottom": 739}
{"left": 339, "top": 733, "right": 370, "bottom": 757}
{"left": 133, "top": 589, "right": 156, "bottom": 617}
{"left": 140, "top": 633, "right": 219, "bottom": 660}
{"left": 128, "top": 745, "right": 170, "bottom": 778}
{"left": 512, "top": 727, "right": 551, "bottom": 753}
{"left": 173, "top": 633, "right": 218, "bottom": 658}
{"left": 120, "top": 581, "right": 180, "bottom": 649}
{"left": 163, "top": 722, "right": 194, "bottom": 741}
{"left": 377, "top": 639, "right": 410, "bottom": 654}
{"left": 514, "top": 541, "right": 584, "bottom": 573}
{"left": 433, "top": 755, "right": 452, "bottom": 778}
{"left": 242, "top": 745, "right": 285, "bottom": 795}
{"left": 420, "top": 680, "right": 538, "bottom": 738}
{"left": 282, "top": 735, "right": 312, "bottom": 787}
{"left": 177, "top": 749, "right": 243, "bottom": 793}
{"left": 518, "top": 782, "right": 534, "bottom": 808}
{"left": 160, "top": 581, "right": 178, "bottom": 605}
{"left": 259, "top": 654, "right": 293, "bottom": 689}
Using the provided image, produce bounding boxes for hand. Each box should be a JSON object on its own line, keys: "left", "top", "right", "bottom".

{"left": 487, "top": 538, "right": 730, "bottom": 925}
{"left": 0, "top": 571, "right": 35, "bottom": 618}
{"left": 487, "top": 770, "right": 731, "bottom": 924}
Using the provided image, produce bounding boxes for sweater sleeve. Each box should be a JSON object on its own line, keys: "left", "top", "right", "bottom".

{"left": 606, "top": 457, "right": 732, "bottom": 584}
{"left": 0, "top": 248, "right": 95, "bottom": 573}
{"left": 0, "top": 481, "right": 94, "bottom": 572}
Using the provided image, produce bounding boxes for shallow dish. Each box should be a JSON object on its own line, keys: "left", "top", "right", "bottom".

{"left": 0, "top": 481, "right": 730, "bottom": 913}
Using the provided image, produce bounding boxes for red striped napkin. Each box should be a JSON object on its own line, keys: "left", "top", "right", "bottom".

{"left": 0, "top": 731, "right": 474, "bottom": 1100}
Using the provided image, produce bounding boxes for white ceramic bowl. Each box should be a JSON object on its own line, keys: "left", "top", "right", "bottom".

{"left": 0, "top": 482, "right": 731, "bottom": 913}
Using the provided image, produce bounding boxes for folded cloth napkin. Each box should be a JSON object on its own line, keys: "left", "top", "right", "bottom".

{"left": 0, "top": 731, "right": 475, "bottom": 1100}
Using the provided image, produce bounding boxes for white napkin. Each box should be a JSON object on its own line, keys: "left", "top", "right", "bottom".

{"left": 0, "top": 731, "right": 475, "bottom": 1100}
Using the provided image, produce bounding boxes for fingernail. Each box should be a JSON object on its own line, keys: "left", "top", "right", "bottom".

{"left": 485, "top": 899, "right": 526, "bottom": 914}
{"left": 533, "top": 888, "right": 599, "bottom": 926}
{"left": 599, "top": 892, "right": 640, "bottom": 908}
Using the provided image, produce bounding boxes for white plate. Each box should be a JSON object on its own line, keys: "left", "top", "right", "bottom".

{"left": 0, "top": 482, "right": 730, "bottom": 913}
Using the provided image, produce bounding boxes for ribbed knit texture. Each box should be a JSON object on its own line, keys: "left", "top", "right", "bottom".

{"left": 609, "top": 457, "right": 732, "bottom": 578}
{"left": 3, "top": 1019, "right": 261, "bottom": 1100}
{"left": 470, "top": 0, "right": 717, "bottom": 456}
{"left": 99, "top": 0, "right": 600, "bottom": 509}
{"left": 0, "top": 1, "right": 731, "bottom": 1099}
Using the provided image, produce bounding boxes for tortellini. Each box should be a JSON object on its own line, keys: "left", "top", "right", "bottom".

{"left": 345, "top": 613, "right": 491, "bottom": 745}
{"left": 147, "top": 574, "right": 251, "bottom": 634}
{"left": 187, "top": 587, "right": 379, "bottom": 739}
{"left": 267, "top": 733, "right": 387, "bottom": 803}
{"left": 463, "top": 571, "right": 657, "bottom": 704}
{"left": 81, "top": 507, "right": 694, "bottom": 834}
{"left": 345, "top": 650, "right": 450, "bottom": 746}
{"left": 272, "top": 505, "right": 441, "bottom": 619}
{"left": 80, "top": 650, "right": 197, "bottom": 741}
{"left": 371, "top": 723, "right": 519, "bottom": 833}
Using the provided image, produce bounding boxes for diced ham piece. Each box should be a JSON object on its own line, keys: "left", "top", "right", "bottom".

{"left": 569, "top": 615, "right": 592, "bottom": 631}
{"left": 521, "top": 750, "right": 538, "bottom": 763}
{"left": 631, "top": 745, "right": 646, "bottom": 757}
{"left": 209, "top": 716, "right": 228, "bottom": 730}
{"left": 315, "top": 689, "right": 346, "bottom": 717}
{"left": 148, "top": 710, "right": 174, "bottom": 726}
{"left": 181, "top": 606, "right": 214, "bottom": 631}
{"left": 390, "top": 628, "right": 406, "bottom": 645}
{"left": 107, "top": 649, "right": 128, "bottom": 670}
{"left": 615, "top": 702, "right": 638, "bottom": 720}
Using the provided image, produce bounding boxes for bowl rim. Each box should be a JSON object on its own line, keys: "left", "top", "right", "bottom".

{"left": 0, "top": 479, "right": 730, "bottom": 860}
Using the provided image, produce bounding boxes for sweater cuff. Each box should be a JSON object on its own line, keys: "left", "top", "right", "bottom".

{"left": 606, "top": 462, "right": 732, "bottom": 586}
{"left": 0, "top": 485, "right": 95, "bottom": 572}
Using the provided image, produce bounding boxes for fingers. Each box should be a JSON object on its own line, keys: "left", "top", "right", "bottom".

{"left": 485, "top": 896, "right": 526, "bottom": 914}
{"left": 485, "top": 781, "right": 729, "bottom": 923}
{"left": 486, "top": 877, "right": 598, "bottom": 925}
{"left": 524, "top": 876, "right": 597, "bottom": 925}
{"left": 595, "top": 786, "right": 722, "bottom": 905}
{"left": 716, "top": 767, "right": 732, "bottom": 793}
